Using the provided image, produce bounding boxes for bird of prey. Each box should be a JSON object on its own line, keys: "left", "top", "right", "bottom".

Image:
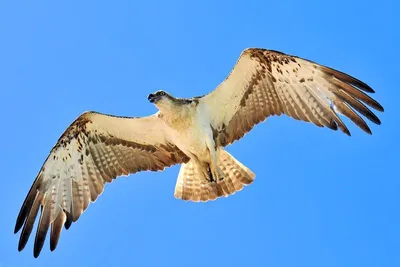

{"left": 15, "top": 48, "right": 384, "bottom": 257}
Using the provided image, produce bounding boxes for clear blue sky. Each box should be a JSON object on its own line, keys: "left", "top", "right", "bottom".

{"left": 0, "top": 0, "right": 398, "bottom": 266}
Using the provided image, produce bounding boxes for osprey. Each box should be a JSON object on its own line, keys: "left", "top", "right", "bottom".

{"left": 15, "top": 48, "right": 384, "bottom": 257}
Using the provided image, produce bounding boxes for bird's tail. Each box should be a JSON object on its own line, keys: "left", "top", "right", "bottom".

{"left": 174, "top": 149, "right": 255, "bottom": 202}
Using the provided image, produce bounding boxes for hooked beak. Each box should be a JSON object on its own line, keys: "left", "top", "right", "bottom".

{"left": 148, "top": 93, "right": 156, "bottom": 103}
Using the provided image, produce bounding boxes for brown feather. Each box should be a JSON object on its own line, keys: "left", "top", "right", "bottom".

{"left": 18, "top": 192, "right": 43, "bottom": 251}
{"left": 292, "top": 87, "right": 324, "bottom": 126}
{"left": 334, "top": 101, "right": 372, "bottom": 134}
{"left": 71, "top": 179, "right": 83, "bottom": 222}
{"left": 334, "top": 90, "right": 381, "bottom": 124}
{"left": 50, "top": 211, "right": 66, "bottom": 251}
{"left": 34, "top": 204, "right": 52, "bottom": 258}
{"left": 174, "top": 150, "right": 255, "bottom": 202}
{"left": 320, "top": 65, "right": 375, "bottom": 93}
{"left": 330, "top": 107, "right": 351, "bottom": 136}
{"left": 64, "top": 211, "right": 73, "bottom": 230}
{"left": 331, "top": 77, "right": 384, "bottom": 111}
{"left": 15, "top": 175, "right": 42, "bottom": 234}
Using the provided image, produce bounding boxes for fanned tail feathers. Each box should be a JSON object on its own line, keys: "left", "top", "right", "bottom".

{"left": 174, "top": 149, "right": 255, "bottom": 202}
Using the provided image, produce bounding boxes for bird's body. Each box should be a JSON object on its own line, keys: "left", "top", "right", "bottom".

{"left": 154, "top": 94, "right": 233, "bottom": 183}
{"left": 172, "top": 112, "right": 213, "bottom": 164}
{"left": 160, "top": 99, "right": 212, "bottom": 162}
{"left": 14, "top": 48, "right": 384, "bottom": 257}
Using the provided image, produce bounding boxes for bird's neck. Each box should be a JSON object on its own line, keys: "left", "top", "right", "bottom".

{"left": 158, "top": 104, "right": 195, "bottom": 130}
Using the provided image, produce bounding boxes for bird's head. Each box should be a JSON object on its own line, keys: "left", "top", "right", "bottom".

{"left": 148, "top": 90, "right": 175, "bottom": 110}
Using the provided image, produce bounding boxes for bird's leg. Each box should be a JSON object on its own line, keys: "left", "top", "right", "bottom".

{"left": 204, "top": 135, "right": 224, "bottom": 183}
{"left": 208, "top": 149, "right": 224, "bottom": 183}
{"left": 189, "top": 155, "right": 213, "bottom": 183}
{"left": 196, "top": 163, "right": 213, "bottom": 183}
{"left": 206, "top": 165, "right": 215, "bottom": 183}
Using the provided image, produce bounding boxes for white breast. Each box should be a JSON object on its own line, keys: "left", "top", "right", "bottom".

{"left": 167, "top": 101, "right": 214, "bottom": 162}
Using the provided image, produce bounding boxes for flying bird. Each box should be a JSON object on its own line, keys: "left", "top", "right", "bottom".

{"left": 15, "top": 48, "right": 384, "bottom": 257}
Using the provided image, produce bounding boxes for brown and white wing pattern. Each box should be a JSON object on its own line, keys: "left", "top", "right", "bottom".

{"left": 201, "top": 48, "right": 384, "bottom": 147}
{"left": 15, "top": 111, "right": 188, "bottom": 257}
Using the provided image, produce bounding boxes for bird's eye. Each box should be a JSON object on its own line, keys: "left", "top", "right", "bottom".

{"left": 160, "top": 91, "right": 165, "bottom": 96}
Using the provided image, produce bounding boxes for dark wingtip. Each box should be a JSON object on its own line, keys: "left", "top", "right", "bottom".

{"left": 14, "top": 224, "right": 22, "bottom": 234}
{"left": 368, "top": 113, "right": 381, "bottom": 125}
{"left": 50, "top": 211, "right": 66, "bottom": 252}
{"left": 18, "top": 243, "right": 25, "bottom": 252}
{"left": 50, "top": 243, "right": 57, "bottom": 252}
{"left": 348, "top": 77, "right": 375, "bottom": 94}
{"left": 15, "top": 207, "right": 29, "bottom": 235}
{"left": 367, "top": 88, "right": 375, "bottom": 93}
{"left": 360, "top": 84, "right": 375, "bottom": 93}
{"left": 320, "top": 65, "right": 376, "bottom": 93}
{"left": 64, "top": 212, "right": 73, "bottom": 230}
{"left": 34, "top": 250, "right": 40, "bottom": 258}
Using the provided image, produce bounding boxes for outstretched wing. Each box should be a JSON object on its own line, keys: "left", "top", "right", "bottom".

{"left": 201, "top": 48, "right": 384, "bottom": 147}
{"left": 15, "top": 111, "right": 188, "bottom": 257}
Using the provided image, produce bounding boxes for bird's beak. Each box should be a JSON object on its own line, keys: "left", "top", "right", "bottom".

{"left": 148, "top": 93, "right": 156, "bottom": 103}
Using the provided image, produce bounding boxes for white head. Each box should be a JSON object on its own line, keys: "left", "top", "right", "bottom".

{"left": 147, "top": 90, "right": 176, "bottom": 112}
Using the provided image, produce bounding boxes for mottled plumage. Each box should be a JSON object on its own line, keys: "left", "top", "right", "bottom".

{"left": 15, "top": 48, "right": 383, "bottom": 257}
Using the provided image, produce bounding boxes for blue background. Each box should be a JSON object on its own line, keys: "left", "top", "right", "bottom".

{"left": 0, "top": 0, "right": 398, "bottom": 266}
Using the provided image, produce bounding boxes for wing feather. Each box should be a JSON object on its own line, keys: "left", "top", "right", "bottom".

{"left": 18, "top": 191, "right": 43, "bottom": 252}
{"left": 50, "top": 211, "right": 66, "bottom": 251}
{"left": 15, "top": 111, "right": 188, "bottom": 257}
{"left": 334, "top": 89, "right": 381, "bottom": 124}
{"left": 201, "top": 48, "right": 384, "bottom": 146}
{"left": 34, "top": 201, "right": 52, "bottom": 258}
{"left": 334, "top": 101, "right": 371, "bottom": 134}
